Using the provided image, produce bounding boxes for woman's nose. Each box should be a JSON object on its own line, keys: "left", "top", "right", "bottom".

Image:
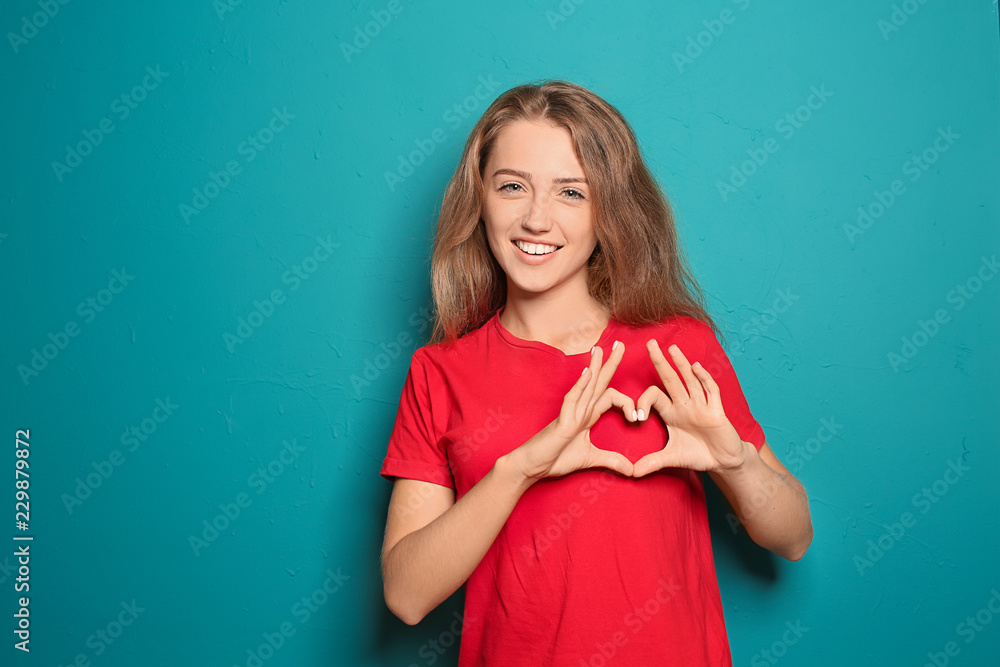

{"left": 521, "top": 196, "right": 552, "bottom": 233}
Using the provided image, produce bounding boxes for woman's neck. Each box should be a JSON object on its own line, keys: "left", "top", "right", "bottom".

{"left": 500, "top": 292, "right": 610, "bottom": 355}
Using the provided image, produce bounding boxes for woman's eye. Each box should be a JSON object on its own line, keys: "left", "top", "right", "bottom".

{"left": 496, "top": 183, "right": 585, "bottom": 199}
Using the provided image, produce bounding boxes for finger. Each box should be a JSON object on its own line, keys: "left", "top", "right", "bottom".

{"left": 635, "top": 385, "right": 670, "bottom": 423}
{"left": 632, "top": 448, "right": 677, "bottom": 478}
{"left": 594, "top": 339, "right": 626, "bottom": 394}
{"left": 576, "top": 345, "right": 604, "bottom": 419}
{"left": 585, "top": 444, "right": 634, "bottom": 477}
{"left": 691, "top": 361, "right": 720, "bottom": 405}
{"left": 646, "top": 339, "right": 689, "bottom": 401}
{"left": 593, "top": 387, "right": 638, "bottom": 424}
{"left": 562, "top": 348, "right": 598, "bottom": 416}
{"left": 667, "top": 344, "right": 706, "bottom": 403}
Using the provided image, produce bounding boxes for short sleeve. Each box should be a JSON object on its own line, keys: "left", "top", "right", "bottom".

{"left": 380, "top": 350, "right": 456, "bottom": 489}
{"left": 693, "top": 322, "right": 766, "bottom": 450}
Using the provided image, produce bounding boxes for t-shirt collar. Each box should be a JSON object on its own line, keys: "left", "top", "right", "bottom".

{"left": 491, "top": 306, "right": 618, "bottom": 357}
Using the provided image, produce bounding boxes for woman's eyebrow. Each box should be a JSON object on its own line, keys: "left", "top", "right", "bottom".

{"left": 491, "top": 168, "right": 588, "bottom": 184}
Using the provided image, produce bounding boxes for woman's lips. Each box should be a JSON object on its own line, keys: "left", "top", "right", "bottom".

{"left": 512, "top": 240, "right": 560, "bottom": 265}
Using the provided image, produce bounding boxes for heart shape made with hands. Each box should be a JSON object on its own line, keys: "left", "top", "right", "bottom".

{"left": 573, "top": 338, "right": 748, "bottom": 479}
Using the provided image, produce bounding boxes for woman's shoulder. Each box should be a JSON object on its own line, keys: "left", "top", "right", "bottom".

{"left": 408, "top": 319, "right": 491, "bottom": 368}
{"left": 615, "top": 312, "right": 715, "bottom": 341}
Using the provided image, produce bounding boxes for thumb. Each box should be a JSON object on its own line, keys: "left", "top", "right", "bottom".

{"left": 584, "top": 442, "right": 634, "bottom": 477}
{"left": 632, "top": 447, "right": 678, "bottom": 478}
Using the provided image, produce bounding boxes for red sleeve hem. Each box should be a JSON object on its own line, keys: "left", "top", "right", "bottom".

{"left": 380, "top": 456, "right": 456, "bottom": 489}
{"left": 676, "top": 315, "right": 767, "bottom": 452}
{"left": 742, "top": 421, "right": 766, "bottom": 451}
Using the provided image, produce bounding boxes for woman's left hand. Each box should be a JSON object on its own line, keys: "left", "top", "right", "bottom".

{"left": 632, "top": 340, "right": 748, "bottom": 478}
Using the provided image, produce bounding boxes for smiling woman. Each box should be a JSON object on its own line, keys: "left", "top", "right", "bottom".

{"left": 379, "top": 80, "right": 812, "bottom": 667}
{"left": 481, "top": 120, "right": 597, "bottom": 302}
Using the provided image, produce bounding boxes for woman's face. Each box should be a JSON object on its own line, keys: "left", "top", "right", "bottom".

{"left": 480, "top": 119, "right": 597, "bottom": 299}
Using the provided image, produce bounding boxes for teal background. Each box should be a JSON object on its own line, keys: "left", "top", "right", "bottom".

{"left": 1, "top": 1, "right": 998, "bottom": 665}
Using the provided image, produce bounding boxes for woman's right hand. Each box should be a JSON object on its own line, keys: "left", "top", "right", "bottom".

{"left": 382, "top": 340, "right": 635, "bottom": 625}
{"left": 509, "top": 341, "right": 636, "bottom": 482}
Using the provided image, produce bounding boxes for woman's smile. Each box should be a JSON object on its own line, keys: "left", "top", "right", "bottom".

{"left": 511, "top": 238, "right": 562, "bottom": 264}
{"left": 480, "top": 119, "right": 597, "bottom": 296}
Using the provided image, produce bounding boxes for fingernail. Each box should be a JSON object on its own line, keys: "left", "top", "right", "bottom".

{"left": 631, "top": 409, "right": 637, "bottom": 421}
{"left": 581, "top": 366, "right": 589, "bottom": 376}
{"left": 612, "top": 340, "right": 621, "bottom": 351}
{"left": 591, "top": 346, "right": 596, "bottom": 356}
{"left": 637, "top": 409, "right": 645, "bottom": 421}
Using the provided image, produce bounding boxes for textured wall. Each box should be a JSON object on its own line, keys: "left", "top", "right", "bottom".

{"left": 2, "top": 1, "right": 998, "bottom": 665}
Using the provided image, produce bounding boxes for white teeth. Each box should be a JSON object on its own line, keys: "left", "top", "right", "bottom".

{"left": 514, "top": 240, "right": 559, "bottom": 255}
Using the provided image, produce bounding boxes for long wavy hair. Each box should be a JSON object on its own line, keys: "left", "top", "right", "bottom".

{"left": 427, "top": 79, "right": 720, "bottom": 345}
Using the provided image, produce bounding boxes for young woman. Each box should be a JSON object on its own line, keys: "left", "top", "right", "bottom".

{"left": 380, "top": 80, "right": 812, "bottom": 666}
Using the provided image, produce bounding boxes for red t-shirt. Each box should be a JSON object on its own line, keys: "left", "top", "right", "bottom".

{"left": 381, "top": 308, "right": 766, "bottom": 666}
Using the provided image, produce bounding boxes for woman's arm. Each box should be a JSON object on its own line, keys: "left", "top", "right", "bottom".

{"left": 631, "top": 340, "right": 813, "bottom": 561}
{"left": 381, "top": 456, "right": 532, "bottom": 625}
{"left": 381, "top": 343, "right": 635, "bottom": 625}
{"left": 707, "top": 441, "right": 812, "bottom": 561}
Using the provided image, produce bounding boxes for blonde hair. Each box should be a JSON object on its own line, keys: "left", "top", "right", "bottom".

{"left": 427, "top": 79, "right": 719, "bottom": 344}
